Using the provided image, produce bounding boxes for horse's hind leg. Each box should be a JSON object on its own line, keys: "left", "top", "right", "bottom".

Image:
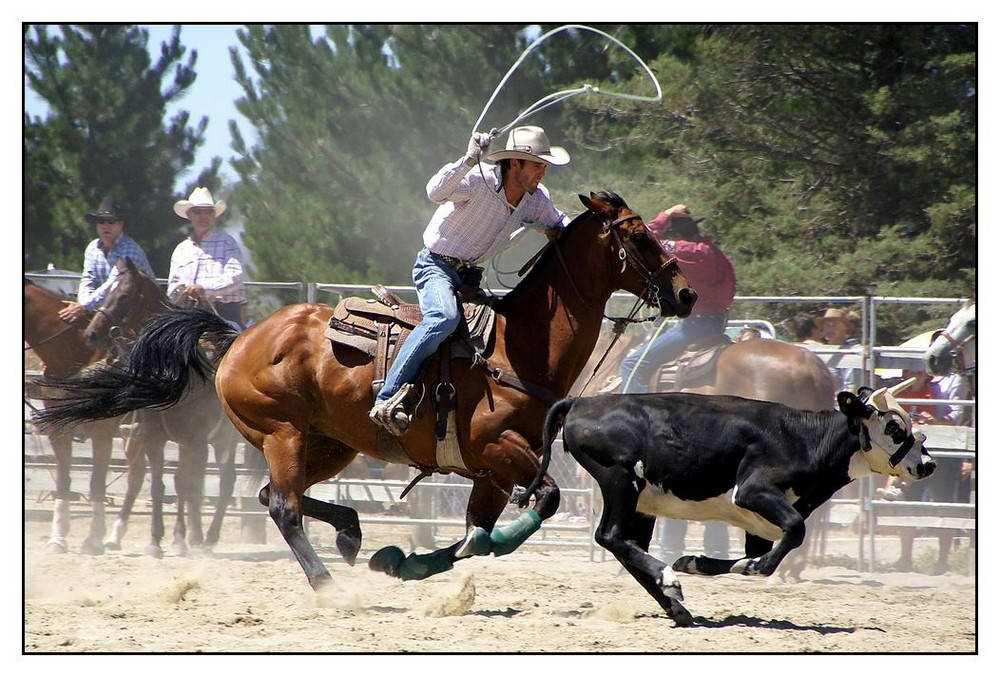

{"left": 105, "top": 432, "right": 147, "bottom": 551}
{"left": 173, "top": 441, "right": 209, "bottom": 553}
{"left": 80, "top": 431, "right": 113, "bottom": 555}
{"left": 257, "top": 427, "right": 345, "bottom": 591}
{"left": 145, "top": 436, "right": 167, "bottom": 558}
{"left": 204, "top": 433, "right": 237, "bottom": 549}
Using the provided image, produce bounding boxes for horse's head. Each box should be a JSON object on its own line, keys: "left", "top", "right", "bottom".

{"left": 578, "top": 191, "right": 696, "bottom": 318}
{"left": 84, "top": 258, "right": 166, "bottom": 352}
{"left": 924, "top": 300, "right": 976, "bottom": 376}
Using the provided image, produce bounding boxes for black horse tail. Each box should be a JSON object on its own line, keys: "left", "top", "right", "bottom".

{"left": 520, "top": 397, "right": 576, "bottom": 502}
{"left": 33, "top": 308, "right": 239, "bottom": 431}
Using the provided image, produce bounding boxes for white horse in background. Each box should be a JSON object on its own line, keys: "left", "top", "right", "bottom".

{"left": 924, "top": 300, "right": 976, "bottom": 380}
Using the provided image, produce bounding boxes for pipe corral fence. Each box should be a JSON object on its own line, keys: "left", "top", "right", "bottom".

{"left": 24, "top": 272, "right": 975, "bottom": 573}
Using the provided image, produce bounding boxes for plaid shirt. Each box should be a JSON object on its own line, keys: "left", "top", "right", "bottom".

{"left": 421, "top": 157, "right": 569, "bottom": 264}
{"left": 167, "top": 229, "right": 246, "bottom": 303}
{"left": 77, "top": 233, "right": 155, "bottom": 310}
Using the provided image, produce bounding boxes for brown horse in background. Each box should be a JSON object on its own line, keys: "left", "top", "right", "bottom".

{"left": 23, "top": 279, "right": 120, "bottom": 554}
{"left": 34, "top": 191, "right": 696, "bottom": 592}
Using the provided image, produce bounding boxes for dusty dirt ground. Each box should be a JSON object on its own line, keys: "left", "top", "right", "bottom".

{"left": 21, "top": 507, "right": 979, "bottom": 657}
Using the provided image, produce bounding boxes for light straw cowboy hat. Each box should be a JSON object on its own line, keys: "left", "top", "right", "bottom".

{"left": 820, "top": 308, "right": 855, "bottom": 333}
{"left": 485, "top": 125, "right": 570, "bottom": 166}
{"left": 173, "top": 187, "right": 227, "bottom": 219}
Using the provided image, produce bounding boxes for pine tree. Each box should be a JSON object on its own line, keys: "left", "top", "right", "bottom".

{"left": 24, "top": 24, "right": 219, "bottom": 274}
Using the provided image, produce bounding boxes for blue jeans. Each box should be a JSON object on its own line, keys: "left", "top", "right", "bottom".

{"left": 619, "top": 314, "right": 727, "bottom": 393}
{"left": 375, "top": 248, "right": 464, "bottom": 403}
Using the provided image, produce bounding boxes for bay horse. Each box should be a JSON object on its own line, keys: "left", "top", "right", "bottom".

{"left": 72, "top": 259, "right": 250, "bottom": 557}
{"left": 34, "top": 191, "right": 696, "bottom": 592}
{"left": 924, "top": 299, "right": 976, "bottom": 387}
{"left": 23, "top": 278, "right": 120, "bottom": 554}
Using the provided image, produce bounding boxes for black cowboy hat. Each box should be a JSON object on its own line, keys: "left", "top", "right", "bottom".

{"left": 85, "top": 197, "right": 125, "bottom": 225}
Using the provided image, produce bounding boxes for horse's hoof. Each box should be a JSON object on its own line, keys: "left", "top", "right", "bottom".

{"left": 145, "top": 545, "right": 164, "bottom": 559}
{"left": 45, "top": 539, "right": 68, "bottom": 555}
{"left": 335, "top": 530, "right": 361, "bottom": 566}
{"left": 103, "top": 540, "right": 122, "bottom": 551}
{"left": 80, "top": 539, "right": 105, "bottom": 556}
{"left": 368, "top": 545, "right": 406, "bottom": 578}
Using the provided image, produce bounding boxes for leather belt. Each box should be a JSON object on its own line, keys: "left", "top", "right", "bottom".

{"left": 430, "top": 251, "right": 479, "bottom": 273}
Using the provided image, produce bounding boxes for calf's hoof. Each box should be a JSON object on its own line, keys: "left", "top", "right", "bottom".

{"left": 667, "top": 599, "right": 695, "bottom": 627}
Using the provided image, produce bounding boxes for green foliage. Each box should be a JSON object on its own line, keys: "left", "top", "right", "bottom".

{"left": 24, "top": 24, "right": 219, "bottom": 275}
{"left": 25, "top": 23, "right": 975, "bottom": 345}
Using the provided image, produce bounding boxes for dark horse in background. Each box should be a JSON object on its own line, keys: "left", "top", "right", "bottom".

{"left": 35, "top": 191, "right": 696, "bottom": 593}
{"left": 56, "top": 259, "right": 254, "bottom": 557}
{"left": 24, "top": 278, "right": 121, "bottom": 554}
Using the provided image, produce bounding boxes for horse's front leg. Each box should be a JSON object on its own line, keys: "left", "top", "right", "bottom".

{"left": 46, "top": 431, "right": 73, "bottom": 554}
{"left": 370, "top": 429, "right": 558, "bottom": 580}
{"left": 369, "top": 476, "right": 506, "bottom": 580}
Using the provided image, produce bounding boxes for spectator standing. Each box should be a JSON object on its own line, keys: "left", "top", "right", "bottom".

{"left": 820, "top": 308, "right": 862, "bottom": 390}
{"left": 879, "top": 369, "right": 971, "bottom": 574}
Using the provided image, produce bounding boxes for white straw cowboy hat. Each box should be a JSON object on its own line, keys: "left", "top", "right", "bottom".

{"left": 485, "top": 125, "right": 570, "bottom": 166}
{"left": 173, "top": 187, "right": 227, "bottom": 219}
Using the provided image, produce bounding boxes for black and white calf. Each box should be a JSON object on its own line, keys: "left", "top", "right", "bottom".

{"left": 529, "top": 382, "right": 936, "bottom": 626}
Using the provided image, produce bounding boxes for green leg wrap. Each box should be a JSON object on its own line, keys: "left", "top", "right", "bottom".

{"left": 399, "top": 548, "right": 456, "bottom": 581}
{"left": 489, "top": 509, "right": 542, "bottom": 557}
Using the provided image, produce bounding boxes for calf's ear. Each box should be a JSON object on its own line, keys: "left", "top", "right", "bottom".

{"left": 837, "top": 391, "right": 867, "bottom": 417}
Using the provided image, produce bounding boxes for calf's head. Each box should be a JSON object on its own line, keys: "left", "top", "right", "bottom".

{"left": 837, "top": 378, "right": 936, "bottom": 481}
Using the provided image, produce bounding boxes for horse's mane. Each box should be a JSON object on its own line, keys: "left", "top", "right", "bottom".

{"left": 494, "top": 190, "right": 627, "bottom": 312}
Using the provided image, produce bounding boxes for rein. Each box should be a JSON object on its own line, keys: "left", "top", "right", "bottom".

{"left": 937, "top": 328, "right": 975, "bottom": 375}
{"left": 24, "top": 322, "right": 79, "bottom": 350}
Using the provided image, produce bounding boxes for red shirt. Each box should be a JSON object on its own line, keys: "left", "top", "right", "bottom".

{"left": 665, "top": 235, "right": 735, "bottom": 315}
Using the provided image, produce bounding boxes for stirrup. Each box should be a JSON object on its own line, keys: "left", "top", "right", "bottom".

{"left": 369, "top": 384, "right": 415, "bottom": 436}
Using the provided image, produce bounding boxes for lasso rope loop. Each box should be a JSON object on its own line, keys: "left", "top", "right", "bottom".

{"left": 479, "top": 25, "right": 663, "bottom": 287}
{"left": 474, "top": 24, "right": 663, "bottom": 136}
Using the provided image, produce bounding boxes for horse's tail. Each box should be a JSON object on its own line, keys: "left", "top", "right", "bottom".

{"left": 33, "top": 308, "right": 239, "bottom": 431}
{"left": 521, "top": 397, "right": 577, "bottom": 501}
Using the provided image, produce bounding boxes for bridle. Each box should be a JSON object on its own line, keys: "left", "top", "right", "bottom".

{"left": 931, "top": 325, "right": 975, "bottom": 377}
{"left": 93, "top": 279, "right": 169, "bottom": 359}
{"left": 558, "top": 210, "right": 682, "bottom": 394}
{"left": 603, "top": 213, "right": 680, "bottom": 310}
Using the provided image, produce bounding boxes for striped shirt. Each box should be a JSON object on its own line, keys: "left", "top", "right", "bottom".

{"left": 77, "top": 233, "right": 155, "bottom": 310}
{"left": 167, "top": 229, "right": 246, "bottom": 303}
{"left": 421, "top": 157, "right": 569, "bottom": 264}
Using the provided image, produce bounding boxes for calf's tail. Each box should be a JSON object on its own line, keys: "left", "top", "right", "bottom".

{"left": 521, "top": 397, "right": 576, "bottom": 500}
